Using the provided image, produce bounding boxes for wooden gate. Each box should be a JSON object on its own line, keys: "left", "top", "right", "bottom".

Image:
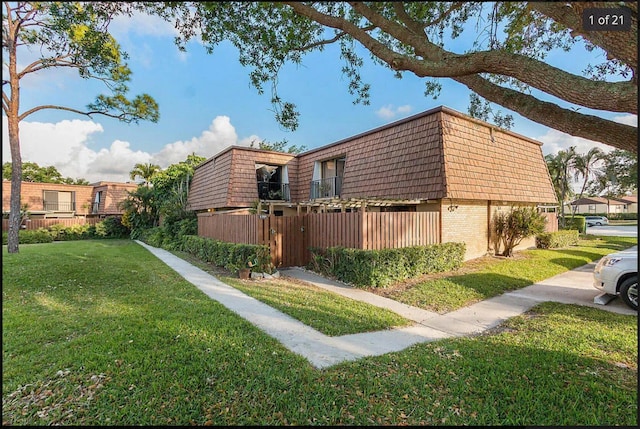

{"left": 258, "top": 215, "right": 309, "bottom": 268}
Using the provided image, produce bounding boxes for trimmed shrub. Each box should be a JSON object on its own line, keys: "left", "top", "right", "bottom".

{"left": 563, "top": 216, "right": 586, "bottom": 233}
{"left": 536, "top": 230, "right": 580, "bottom": 249}
{"left": 2, "top": 228, "right": 53, "bottom": 244}
{"left": 309, "top": 242, "right": 466, "bottom": 288}
{"left": 176, "top": 235, "right": 270, "bottom": 274}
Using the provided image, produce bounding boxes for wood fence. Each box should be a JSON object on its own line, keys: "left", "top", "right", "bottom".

{"left": 2, "top": 217, "right": 101, "bottom": 231}
{"left": 197, "top": 211, "right": 441, "bottom": 267}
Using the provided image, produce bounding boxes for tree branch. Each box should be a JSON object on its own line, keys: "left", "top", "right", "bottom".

{"left": 529, "top": 2, "right": 637, "bottom": 75}
{"left": 284, "top": 2, "right": 637, "bottom": 114}
{"left": 293, "top": 25, "right": 376, "bottom": 52}
{"left": 18, "top": 104, "right": 133, "bottom": 122}
{"left": 455, "top": 74, "right": 638, "bottom": 153}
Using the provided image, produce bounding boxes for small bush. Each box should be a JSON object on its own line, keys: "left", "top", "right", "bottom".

{"left": 94, "top": 217, "right": 130, "bottom": 238}
{"left": 309, "top": 242, "right": 466, "bottom": 288}
{"left": 562, "top": 216, "right": 586, "bottom": 233}
{"left": 536, "top": 230, "right": 580, "bottom": 249}
{"left": 492, "top": 207, "right": 547, "bottom": 257}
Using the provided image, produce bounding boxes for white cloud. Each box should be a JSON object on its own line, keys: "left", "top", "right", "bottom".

{"left": 538, "top": 113, "right": 637, "bottom": 156}
{"left": 376, "top": 104, "right": 413, "bottom": 120}
{"left": 2, "top": 115, "right": 253, "bottom": 183}
{"left": 152, "top": 116, "right": 251, "bottom": 166}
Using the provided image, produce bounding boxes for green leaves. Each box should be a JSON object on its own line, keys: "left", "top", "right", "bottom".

{"left": 310, "top": 242, "right": 466, "bottom": 288}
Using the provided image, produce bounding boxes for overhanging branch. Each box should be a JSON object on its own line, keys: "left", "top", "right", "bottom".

{"left": 456, "top": 74, "right": 638, "bottom": 153}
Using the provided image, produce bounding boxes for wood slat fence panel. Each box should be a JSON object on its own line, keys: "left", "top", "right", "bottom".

{"left": 2, "top": 218, "right": 101, "bottom": 231}
{"left": 196, "top": 211, "right": 441, "bottom": 268}
{"left": 362, "top": 212, "right": 439, "bottom": 250}
{"left": 197, "top": 213, "right": 260, "bottom": 244}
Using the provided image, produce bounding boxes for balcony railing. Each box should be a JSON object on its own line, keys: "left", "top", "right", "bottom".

{"left": 257, "top": 182, "right": 290, "bottom": 201}
{"left": 310, "top": 176, "right": 342, "bottom": 199}
{"left": 43, "top": 201, "right": 75, "bottom": 211}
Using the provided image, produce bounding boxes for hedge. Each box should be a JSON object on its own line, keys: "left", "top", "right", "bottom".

{"left": 1, "top": 218, "right": 130, "bottom": 244}
{"left": 177, "top": 234, "right": 271, "bottom": 274}
{"left": 536, "top": 230, "right": 580, "bottom": 249}
{"left": 309, "top": 242, "right": 466, "bottom": 288}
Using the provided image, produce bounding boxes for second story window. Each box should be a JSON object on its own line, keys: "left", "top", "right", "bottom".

{"left": 92, "top": 191, "right": 103, "bottom": 214}
{"left": 311, "top": 156, "right": 345, "bottom": 199}
{"left": 256, "top": 164, "right": 290, "bottom": 201}
{"left": 43, "top": 190, "right": 75, "bottom": 211}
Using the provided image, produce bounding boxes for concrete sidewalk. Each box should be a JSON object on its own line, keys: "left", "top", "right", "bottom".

{"left": 135, "top": 241, "right": 636, "bottom": 369}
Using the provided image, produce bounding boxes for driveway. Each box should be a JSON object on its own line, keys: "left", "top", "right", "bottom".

{"left": 586, "top": 224, "right": 637, "bottom": 237}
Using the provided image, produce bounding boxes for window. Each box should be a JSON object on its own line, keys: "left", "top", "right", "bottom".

{"left": 311, "top": 156, "right": 345, "bottom": 199}
{"left": 92, "top": 191, "right": 103, "bottom": 214}
{"left": 43, "top": 190, "right": 75, "bottom": 211}
{"left": 255, "top": 164, "right": 290, "bottom": 201}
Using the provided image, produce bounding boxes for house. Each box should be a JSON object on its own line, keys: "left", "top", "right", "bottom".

{"left": 2, "top": 180, "right": 138, "bottom": 229}
{"left": 567, "top": 196, "right": 633, "bottom": 215}
{"left": 612, "top": 195, "right": 638, "bottom": 214}
{"left": 188, "top": 106, "right": 558, "bottom": 262}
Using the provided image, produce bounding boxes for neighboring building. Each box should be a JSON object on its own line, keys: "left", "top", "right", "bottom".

{"left": 2, "top": 180, "right": 138, "bottom": 220}
{"left": 612, "top": 195, "right": 638, "bottom": 214}
{"left": 188, "top": 106, "right": 558, "bottom": 261}
{"left": 567, "top": 196, "right": 633, "bottom": 215}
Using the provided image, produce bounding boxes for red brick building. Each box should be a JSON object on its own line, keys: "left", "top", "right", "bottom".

{"left": 2, "top": 180, "right": 138, "bottom": 220}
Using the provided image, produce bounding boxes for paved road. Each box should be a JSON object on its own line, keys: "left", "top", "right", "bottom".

{"left": 586, "top": 224, "right": 637, "bottom": 237}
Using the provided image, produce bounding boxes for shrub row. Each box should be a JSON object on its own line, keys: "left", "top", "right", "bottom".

{"left": 573, "top": 212, "right": 637, "bottom": 221}
{"left": 2, "top": 217, "right": 130, "bottom": 244}
{"left": 535, "top": 230, "right": 580, "bottom": 249}
{"left": 177, "top": 234, "right": 271, "bottom": 274}
{"left": 309, "top": 242, "right": 466, "bottom": 288}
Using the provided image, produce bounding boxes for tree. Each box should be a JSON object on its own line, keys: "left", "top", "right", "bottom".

{"left": 588, "top": 150, "right": 638, "bottom": 197}
{"left": 570, "top": 147, "right": 604, "bottom": 215}
{"left": 150, "top": 153, "right": 205, "bottom": 219}
{"left": 2, "top": 161, "right": 88, "bottom": 184}
{"left": 545, "top": 147, "right": 577, "bottom": 227}
{"left": 3, "top": 2, "right": 159, "bottom": 253}
{"left": 492, "top": 206, "right": 547, "bottom": 257}
{"left": 129, "top": 162, "right": 161, "bottom": 187}
{"left": 145, "top": 2, "right": 636, "bottom": 152}
{"left": 249, "top": 138, "right": 306, "bottom": 154}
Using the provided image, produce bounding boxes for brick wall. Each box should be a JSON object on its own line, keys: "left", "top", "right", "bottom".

{"left": 2, "top": 181, "right": 94, "bottom": 214}
{"left": 441, "top": 200, "right": 488, "bottom": 260}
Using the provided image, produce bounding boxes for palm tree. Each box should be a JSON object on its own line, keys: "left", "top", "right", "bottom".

{"left": 129, "top": 163, "right": 161, "bottom": 188}
{"left": 571, "top": 147, "right": 604, "bottom": 216}
{"left": 545, "top": 146, "right": 577, "bottom": 228}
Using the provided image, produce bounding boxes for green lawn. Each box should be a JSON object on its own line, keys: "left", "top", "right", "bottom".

{"left": 2, "top": 239, "right": 637, "bottom": 426}
{"left": 378, "top": 235, "right": 637, "bottom": 313}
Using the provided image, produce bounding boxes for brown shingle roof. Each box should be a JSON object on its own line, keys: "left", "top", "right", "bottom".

{"left": 188, "top": 147, "right": 296, "bottom": 210}
{"left": 571, "top": 197, "right": 626, "bottom": 206}
{"left": 189, "top": 106, "right": 558, "bottom": 209}
{"left": 440, "top": 110, "right": 557, "bottom": 203}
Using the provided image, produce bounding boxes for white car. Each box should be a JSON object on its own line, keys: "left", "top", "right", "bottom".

{"left": 593, "top": 249, "right": 638, "bottom": 311}
{"left": 585, "top": 216, "right": 609, "bottom": 226}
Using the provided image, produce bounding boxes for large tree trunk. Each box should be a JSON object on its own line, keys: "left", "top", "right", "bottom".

{"left": 7, "top": 117, "right": 22, "bottom": 254}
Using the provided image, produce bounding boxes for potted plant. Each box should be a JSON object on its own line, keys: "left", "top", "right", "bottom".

{"left": 239, "top": 257, "right": 258, "bottom": 280}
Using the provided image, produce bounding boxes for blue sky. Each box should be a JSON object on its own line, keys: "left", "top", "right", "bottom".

{"left": 2, "top": 9, "right": 636, "bottom": 183}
